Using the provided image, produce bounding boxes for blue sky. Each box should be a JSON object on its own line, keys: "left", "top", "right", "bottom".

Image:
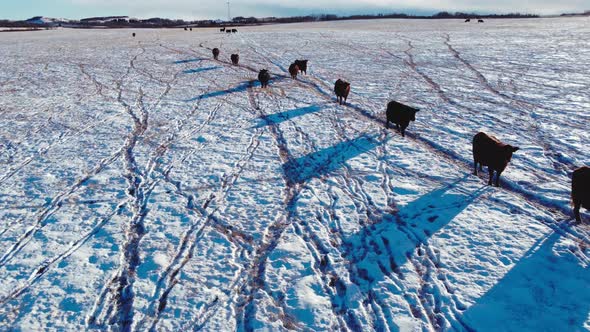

{"left": 2, "top": 0, "right": 588, "bottom": 20}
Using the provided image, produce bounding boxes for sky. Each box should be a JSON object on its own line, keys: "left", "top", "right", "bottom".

{"left": 1, "top": 0, "right": 588, "bottom": 20}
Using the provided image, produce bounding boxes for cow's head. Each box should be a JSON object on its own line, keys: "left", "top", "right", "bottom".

{"left": 503, "top": 145, "right": 520, "bottom": 162}
{"left": 410, "top": 109, "right": 420, "bottom": 121}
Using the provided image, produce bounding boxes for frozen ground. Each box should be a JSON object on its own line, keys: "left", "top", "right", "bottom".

{"left": 0, "top": 17, "right": 589, "bottom": 331}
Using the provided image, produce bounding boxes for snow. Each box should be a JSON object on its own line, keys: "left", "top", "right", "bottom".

{"left": 0, "top": 17, "right": 589, "bottom": 331}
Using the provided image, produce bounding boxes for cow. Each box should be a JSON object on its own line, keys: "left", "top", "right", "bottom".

{"left": 220, "top": 27, "right": 226, "bottom": 32}
{"left": 258, "top": 69, "right": 271, "bottom": 88}
{"left": 294, "top": 60, "right": 309, "bottom": 75}
{"left": 231, "top": 54, "right": 239, "bottom": 65}
{"left": 212, "top": 48, "right": 220, "bottom": 60}
{"left": 478, "top": 19, "right": 484, "bottom": 23}
{"left": 184, "top": 27, "right": 188, "bottom": 31}
{"left": 226, "top": 30, "right": 232, "bottom": 34}
{"left": 385, "top": 101, "right": 420, "bottom": 137}
{"left": 465, "top": 18, "right": 471, "bottom": 22}
{"left": 334, "top": 79, "right": 350, "bottom": 105}
{"left": 289, "top": 63, "right": 299, "bottom": 79}
{"left": 232, "top": 29, "right": 238, "bottom": 33}
{"left": 572, "top": 166, "right": 590, "bottom": 222}
{"left": 132, "top": 33, "right": 136, "bottom": 37}
{"left": 472, "top": 132, "right": 519, "bottom": 187}
{"left": 190, "top": 28, "right": 193, "bottom": 31}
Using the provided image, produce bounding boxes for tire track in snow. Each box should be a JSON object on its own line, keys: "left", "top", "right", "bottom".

{"left": 142, "top": 127, "right": 261, "bottom": 332}
{"left": 257, "top": 51, "right": 403, "bottom": 329}
{"left": 319, "top": 131, "right": 430, "bottom": 330}
{"left": 262, "top": 89, "right": 365, "bottom": 330}
{"left": 233, "top": 84, "right": 305, "bottom": 331}
{"left": 82, "top": 50, "right": 261, "bottom": 329}
{"left": 89, "top": 49, "right": 186, "bottom": 330}
{"left": 402, "top": 41, "right": 450, "bottom": 105}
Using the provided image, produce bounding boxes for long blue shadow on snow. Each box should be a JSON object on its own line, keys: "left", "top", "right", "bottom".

{"left": 253, "top": 104, "right": 325, "bottom": 128}
{"left": 186, "top": 80, "right": 255, "bottom": 102}
{"left": 174, "top": 58, "right": 205, "bottom": 64}
{"left": 461, "top": 231, "right": 590, "bottom": 331}
{"left": 183, "top": 66, "right": 222, "bottom": 74}
{"left": 341, "top": 175, "right": 487, "bottom": 288}
{"left": 186, "top": 76, "right": 290, "bottom": 102}
{"left": 283, "top": 134, "right": 381, "bottom": 184}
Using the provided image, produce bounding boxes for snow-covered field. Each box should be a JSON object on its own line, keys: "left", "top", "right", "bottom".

{"left": 1, "top": 17, "right": 589, "bottom": 331}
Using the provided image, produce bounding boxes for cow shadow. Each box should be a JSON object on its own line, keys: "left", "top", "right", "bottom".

{"left": 186, "top": 80, "right": 255, "bottom": 101}
{"left": 186, "top": 77, "right": 290, "bottom": 102}
{"left": 174, "top": 58, "right": 205, "bottom": 64}
{"left": 183, "top": 66, "right": 222, "bottom": 74}
{"left": 461, "top": 231, "right": 590, "bottom": 331}
{"left": 282, "top": 134, "right": 382, "bottom": 184}
{"left": 342, "top": 176, "right": 487, "bottom": 290}
{"left": 253, "top": 104, "right": 326, "bottom": 128}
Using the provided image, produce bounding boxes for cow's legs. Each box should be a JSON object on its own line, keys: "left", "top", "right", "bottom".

{"left": 488, "top": 169, "right": 494, "bottom": 185}
{"left": 495, "top": 171, "right": 502, "bottom": 187}
{"left": 574, "top": 200, "right": 581, "bottom": 222}
{"left": 401, "top": 128, "right": 406, "bottom": 137}
{"left": 474, "top": 160, "right": 478, "bottom": 175}
{"left": 386, "top": 120, "right": 390, "bottom": 129}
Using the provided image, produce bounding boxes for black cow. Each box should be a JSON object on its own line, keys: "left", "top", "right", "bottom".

{"left": 232, "top": 29, "right": 238, "bottom": 33}
{"left": 478, "top": 19, "right": 484, "bottom": 23}
{"left": 473, "top": 132, "right": 519, "bottom": 187}
{"left": 231, "top": 54, "right": 239, "bottom": 65}
{"left": 334, "top": 79, "right": 350, "bottom": 105}
{"left": 289, "top": 63, "right": 299, "bottom": 79}
{"left": 132, "top": 33, "right": 136, "bottom": 37}
{"left": 190, "top": 28, "right": 193, "bottom": 31}
{"left": 258, "top": 69, "right": 271, "bottom": 88}
{"left": 184, "top": 27, "right": 188, "bottom": 31}
{"left": 572, "top": 166, "right": 590, "bottom": 222}
{"left": 220, "top": 27, "right": 226, "bottom": 32}
{"left": 465, "top": 19, "right": 471, "bottom": 22}
{"left": 294, "top": 60, "right": 309, "bottom": 75}
{"left": 386, "top": 101, "right": 420, "bottom": 137}
{"left": 226, "top": 30, "right": 232, "bottom": 34}
{"left": 212, "top": 48, "right": 220, "bottom": 60}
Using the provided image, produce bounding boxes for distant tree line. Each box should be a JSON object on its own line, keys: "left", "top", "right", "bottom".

{"left": 2, "top": 11, "right": 540, "bottom": 29}
{"left": 0, "top": 20, "right": 43, "bottom": 28}
{"left": 431, "top": 12, "right": 538, "bottom": 19}
{"left": 266, "top": 12, "right": 539, "bottom": 23}
{"left": 560, "top": 10, "right": 590, "bottom": 16}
